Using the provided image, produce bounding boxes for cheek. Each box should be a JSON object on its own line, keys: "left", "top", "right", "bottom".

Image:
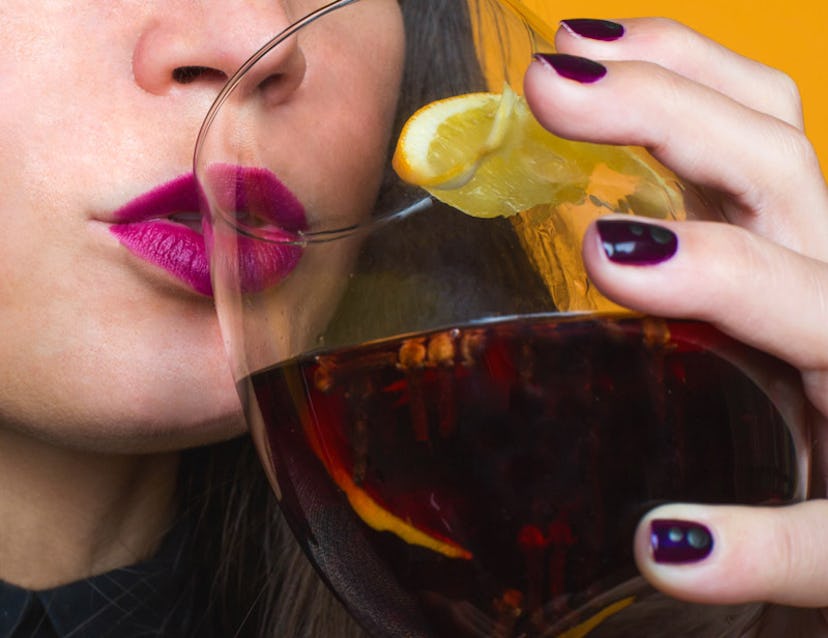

{"left": 218, "top": 7, "right": 406, "bottom": 367}
{"left": 307, "top": 13, "right": 406, "bottom": 221}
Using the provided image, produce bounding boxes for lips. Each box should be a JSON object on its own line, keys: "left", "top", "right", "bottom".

{"left": 109, "top": 167, "right": 307, "bottom": 296}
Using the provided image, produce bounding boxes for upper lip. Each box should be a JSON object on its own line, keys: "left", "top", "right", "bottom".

{"left": 110, "top": 173, "right": 204, "bottom": 227}
{"left": 108, "top": 166, "right": 308, "bottom": 235}
{"left": 201, "top": 163, "right": 308, "bottom": 237}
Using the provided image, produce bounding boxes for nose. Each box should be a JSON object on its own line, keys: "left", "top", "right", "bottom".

{"left": 133, "top": 2, "right": 307, "bottom": 102}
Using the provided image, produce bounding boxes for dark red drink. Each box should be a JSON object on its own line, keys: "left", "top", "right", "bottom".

{"left": 246, "top": 314, "right": 804, "bottom": 637}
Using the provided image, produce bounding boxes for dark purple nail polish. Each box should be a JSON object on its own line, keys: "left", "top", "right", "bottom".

{"left": 596, "top": 219, "right": 678, "bottom": 265}
{"left": 562, "top": 19, "right": 625, "bottom": 41}
{"left": 651, "top": 519, "right": 713, "bottom": 564}
{"left": 533, "top": 53, "right": 607, "bottom": 84}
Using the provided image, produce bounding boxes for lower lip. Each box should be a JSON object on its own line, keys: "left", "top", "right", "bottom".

{"left": 111, "top": 220, "right": 212, "bottom": 295}
{"left": 110, "top": 219, "right": 302, "bottom": 296}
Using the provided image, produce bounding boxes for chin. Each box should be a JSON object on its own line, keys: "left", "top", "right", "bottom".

{"left": 99, "top": 387, "right": 250, "bottom": 454}
{"left": 90, "top": 321, "right": 250, "bottom": 453}
{"left": 1, "top": 285, "right": 251, "bottom": 454}
{"left": 4, "top": 375, "right": 249, "bottom": 456}
{"left": 23, "top": 408, "right": 248, "bottom": 456}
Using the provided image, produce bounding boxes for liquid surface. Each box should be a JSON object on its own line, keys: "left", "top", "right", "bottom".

{"left": 247, "top": 314, "right": 802, "bottom": 637}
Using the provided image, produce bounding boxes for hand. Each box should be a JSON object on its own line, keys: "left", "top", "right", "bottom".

{"left": 524, "top": 16, "right": 828, "bottom": 627}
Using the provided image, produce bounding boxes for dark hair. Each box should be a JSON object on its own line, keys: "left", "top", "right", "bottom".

{"left": 176, "top": 2, "right": 493, "bottom": 636}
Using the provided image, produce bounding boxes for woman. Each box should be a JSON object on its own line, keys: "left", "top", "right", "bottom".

{"left": 0, "top": 1, "right": 481, "bottom": 636}
{"left": 1, "top": 3, "right": 826, "bottom": 638}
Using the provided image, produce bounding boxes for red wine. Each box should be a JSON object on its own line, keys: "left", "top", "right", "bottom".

{"left": 247, "top": 314, "right": 803, "bottom": 637}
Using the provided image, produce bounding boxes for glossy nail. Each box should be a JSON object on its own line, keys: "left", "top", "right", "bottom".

{"left": 596, "top": 219, "right": 678, "bottom": 265}
{"left": 561, "top": 19, "right": 625, "bottom": 41}
{"left": 651, "top": 519, "right": 713, "bottom": 564}
{"left": 533, "top": 53, "right": 607, "bottom": 84}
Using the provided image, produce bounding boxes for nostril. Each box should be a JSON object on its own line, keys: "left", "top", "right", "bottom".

{"left": 172, "top": 66, "right": 227, "bottom": 85}
{"left": 259, "top": 74, "right": 289, "bottom": 95}
{"left": 257, "top": 72, "right": 306, "bottom": 107}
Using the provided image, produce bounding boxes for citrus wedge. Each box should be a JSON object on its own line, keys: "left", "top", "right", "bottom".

{"left": 393, "top": 84, "right": 679, "bottom": 219}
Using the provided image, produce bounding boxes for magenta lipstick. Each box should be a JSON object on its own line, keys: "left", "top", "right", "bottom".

{"left": 109, "top": 168, "right": 307, "bottom": 296}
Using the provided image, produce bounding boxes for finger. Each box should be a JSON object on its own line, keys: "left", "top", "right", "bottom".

{"left": 635, "top": 501, "right": 828, "bottom": 608}
{"left": 555, "top": 17, "right": 804, "bottom": 129}
{"left": 581, "top": 217, "right": 828, "bottom": 379}
{"left": 524, "top": 55, "right": 828, "bottom": 256}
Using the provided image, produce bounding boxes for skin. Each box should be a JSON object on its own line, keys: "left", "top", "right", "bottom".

{"left": 524, "top": 17, "right": 828, "bottom": 631}
{"left": 0, "top": 0, "right": 403, "bottom": 589}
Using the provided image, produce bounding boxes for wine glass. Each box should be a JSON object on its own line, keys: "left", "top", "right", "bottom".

{"left": 194, "top": 1, "right": 809, "bottom": 636}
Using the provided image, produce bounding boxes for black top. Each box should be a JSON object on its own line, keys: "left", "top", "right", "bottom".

{"left": 0, "top": 525, "right": 194, "bottom": 638}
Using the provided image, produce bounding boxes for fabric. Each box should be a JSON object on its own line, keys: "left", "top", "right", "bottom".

{"left": 0, "top": 524, "right": 194, "bottom": 638}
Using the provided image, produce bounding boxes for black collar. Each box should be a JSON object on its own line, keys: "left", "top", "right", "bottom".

{"left": 0, "top": 524, "right": 194, "bottom": 638}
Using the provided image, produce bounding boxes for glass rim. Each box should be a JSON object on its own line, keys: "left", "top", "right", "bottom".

{"left": 212, "top": 194, "right": 435, "bottom": 246}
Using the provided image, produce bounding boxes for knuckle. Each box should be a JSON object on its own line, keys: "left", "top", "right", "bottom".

{"left": 771, "top": 521, "right": 800, "bottom": 589}
{"left": 693, "top": 227, "right": 768, "bottom": 320}
{"left": 743, "top": 122, "right": 821, "bottom": 225}
{"left": 758, "top": 503, "right": 828, "bottom": 606}
{"left": 803, "top": 369, "right": 828, "bottom": 415}
{"left": 646, "top": 16, "right": 686, "bottom": 37}
{"left": 779, "top": 126, "right": 819, "bottom": 170}
{"left": 760, "top": 515, "right": 800, "bottom": 597}
{"left": 767, "top": 67, "right": 804, "bottom": 121}
{"left": 715, "top": 226, "right": 765, "bottom": 277}
{"left": 646, "top": 16, "right": 692, "bottom": 39}
{"left": 765, "top": 124, "right": 822, "bottom": 203}
{"left": 644, "top": 18, "right": 699, "bottom": 63}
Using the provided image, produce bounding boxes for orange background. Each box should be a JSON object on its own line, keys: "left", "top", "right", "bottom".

{"left": 520, "top": 0, "right": 827, "bottom": 169}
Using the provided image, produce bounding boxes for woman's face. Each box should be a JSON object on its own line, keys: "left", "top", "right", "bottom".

{"left": 0, "top": 0, "right": 405, "bottom": 451}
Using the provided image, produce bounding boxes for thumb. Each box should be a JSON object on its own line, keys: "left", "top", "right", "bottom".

{"left": 636, "top": 500, "right": 828, "bottom": 608}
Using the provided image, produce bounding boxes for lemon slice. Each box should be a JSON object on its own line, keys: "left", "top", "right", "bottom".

{"left": 392, "top": 84, "right": 678, "bottom": 219}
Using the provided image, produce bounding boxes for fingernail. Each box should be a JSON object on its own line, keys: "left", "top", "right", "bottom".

{"left": 533, "top": 53, "right": 607, "bottom": 84}
{"left": 651, "top": 519, "right": 714, "bottom": 564}
{"left": 596, "top": 219, "right": 678, "bottom": 265}
{"left": 561, "top": 18, "right": 625, "bottom": 41}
